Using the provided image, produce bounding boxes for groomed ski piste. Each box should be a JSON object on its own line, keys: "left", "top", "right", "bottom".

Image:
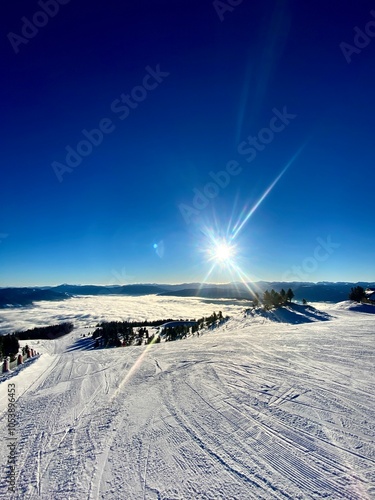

{"left": 0, "top": 301, "right": 374, "bottom": 499}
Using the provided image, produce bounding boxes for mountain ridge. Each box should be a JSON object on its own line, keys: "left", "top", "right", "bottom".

{"left": 1, "top": 282, "right": 374, "bottom": 307}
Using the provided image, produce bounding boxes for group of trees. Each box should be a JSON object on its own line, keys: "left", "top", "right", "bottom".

{"left": 164, "top": 325, "right": 190, "bottom": 342}
{"left": 92, "top": 321, "right": 135, "bottom": 347}
{"left": 1, "top": 322, "right": 74, "bottom": 359}
{"left": 196, "top": 311, "right": 227, "bottom": 330}
{"left": 94, "top": 318, "right": 175, "bottom": 329}
{"left": 349, "top": 286, "right": 366, "bottom": 302}
{"left": 92, "top": 312, "right": 228, "bottom": 348}
{"left": 253, "top": 288, "right": 295, "bottom": 310}
{"left": 0, "top": 334, "right": 19, "bottom": 359}
{"left": 135, "top": 327, "right": 161, "bottom": 346}
{"left": 92, "top": 318, "right": 178, "bottom": 348}
{"left": 15, "top": 322, "right": 74, "bottom": 340}
{"left": 163, "top": 312, "right": 227, "bottom": 342}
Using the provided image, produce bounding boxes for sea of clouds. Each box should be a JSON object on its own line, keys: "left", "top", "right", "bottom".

{"left": 0, "top": 295, "right": 249, "bottom": 334}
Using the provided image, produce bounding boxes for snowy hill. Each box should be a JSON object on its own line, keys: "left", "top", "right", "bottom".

{"left": 0, "top": 302, "right": 374, "bottom": 499}
{"left": 330, "top": 300, "right": 375, "bottom": 314}
{"left": 244, "top": 303, "right": 332, "bottom": 324}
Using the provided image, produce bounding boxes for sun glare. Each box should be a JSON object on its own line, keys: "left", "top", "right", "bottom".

{"left": 208, "top": 240, "right": 235, "bottom": 264}
{"left": 213, "top": 243, "right": 232, "bottom": 262}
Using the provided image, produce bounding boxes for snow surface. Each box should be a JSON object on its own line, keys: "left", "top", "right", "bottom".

{"left": 0, "top": 300, "right": 374, "bottom": 499}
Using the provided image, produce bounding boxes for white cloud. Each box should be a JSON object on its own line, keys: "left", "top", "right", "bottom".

{"left": 0, "top": 295, "right": 246, "bottom": 334}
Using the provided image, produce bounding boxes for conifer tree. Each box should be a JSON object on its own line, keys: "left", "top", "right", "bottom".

{"left": 349, "top": 286, "right": 365, "bottom": 302}
{"left": 286, "top": 288, "right": 294, "bottom": 303}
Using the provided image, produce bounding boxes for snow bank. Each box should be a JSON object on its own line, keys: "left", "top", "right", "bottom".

{"left": 245, "top": 303, "right": 332, "bottom": 324}
{"left": 330, "top": 300, "right": 375, "bottom": 314}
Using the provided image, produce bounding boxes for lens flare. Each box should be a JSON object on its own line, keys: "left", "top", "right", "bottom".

{"left": 209, "top": 240, "right": 234, "bottom": 264}
{"left": 197, "top": 144, "right": 307, "bottom": 296}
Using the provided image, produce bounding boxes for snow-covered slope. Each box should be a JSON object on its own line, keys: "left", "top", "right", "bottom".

{"left": 0, "top": 302, "right": 374, "bottom": 499}
{"left": 244, "top": 303, "right": 332, "bottom": 324}
{"left": 329, "top": 300, "right": 375, "bottom": 314}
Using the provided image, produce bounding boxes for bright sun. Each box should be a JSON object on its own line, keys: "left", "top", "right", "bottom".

{"left": 210, "top": 241, "right": 234, "bottom": 263}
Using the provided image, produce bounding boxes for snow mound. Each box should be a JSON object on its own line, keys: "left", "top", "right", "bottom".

{"left": 246, "top": 303, "right": 331, "bottom": 324}
{"left": 331, "top": 301, "right": 375, "bottom": 314}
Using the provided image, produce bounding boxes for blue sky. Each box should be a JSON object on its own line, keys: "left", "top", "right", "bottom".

{"left": 1, "top": 0, "right": 375, "bottom": 286}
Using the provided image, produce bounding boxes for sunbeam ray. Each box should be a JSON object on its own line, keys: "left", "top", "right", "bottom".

{"left": 231, "top": 143, "right": 307, "bottom": 241}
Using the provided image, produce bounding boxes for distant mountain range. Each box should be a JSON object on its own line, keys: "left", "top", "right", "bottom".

{"left": 51, "top": 284, "right": 168, "bottom": 296}
{"left": 158, "top": 282, "right": 375, "bottom": 302}
{"left": 0, "top": 288, "right": 70, "bottom": 308}
{"left": 0, "top": 282, "right": 374, "bottom": 307}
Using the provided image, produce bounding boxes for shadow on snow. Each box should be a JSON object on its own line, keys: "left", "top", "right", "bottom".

{"left": 65, "top": 336, "right": 95, "bottom": 352}
{"left": 250, "top": 303, "right": 332, "bottom": 324}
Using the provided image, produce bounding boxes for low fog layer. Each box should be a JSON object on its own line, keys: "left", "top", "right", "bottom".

{"left": 0, "top": 295, "right": 248, "bottom": 334}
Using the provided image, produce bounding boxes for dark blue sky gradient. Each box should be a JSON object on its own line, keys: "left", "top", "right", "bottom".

{"left": 1, "top": 0, "right": 375, "bottom": 285}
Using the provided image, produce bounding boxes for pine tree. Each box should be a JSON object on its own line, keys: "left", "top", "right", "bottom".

{"left": 349, "top": 286, "right": 365, "bottom": 302}
{"left": 270, "top": 289, "right": 280, "bottom": 307}
{"left": 286, "top": 288, "right": 294, "bottom": 303}
{"left": 0, "top": 334, "right": 20, "bottom": 359}
{"left": 263, "top": 290, "right": 272, "bottom": 309}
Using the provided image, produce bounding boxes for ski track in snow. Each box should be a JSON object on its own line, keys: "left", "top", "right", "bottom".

{"left": 0, "top": 301, "right": 374, "bottom": 499}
